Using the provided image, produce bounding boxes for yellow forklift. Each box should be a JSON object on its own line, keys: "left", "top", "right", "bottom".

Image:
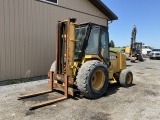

{"left": 18, "top": 18, "right": 133, "bottom": 110}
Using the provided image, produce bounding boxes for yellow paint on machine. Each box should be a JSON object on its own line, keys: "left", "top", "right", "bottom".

{"left": 125, "top": 47, "right": 130, "bottom": 54}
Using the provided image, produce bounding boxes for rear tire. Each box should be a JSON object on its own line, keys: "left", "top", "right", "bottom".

{"left": 76, "top": 60, "right": 108, "bottom": 99}
{"left": 119, "top": 69, "right": 133, "bottom": 87}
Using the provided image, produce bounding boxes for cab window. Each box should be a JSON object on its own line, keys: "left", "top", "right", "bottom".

{"left": 85, "top": 27, "right": 100, "bottom": 54}
{"left": 100, "top": 28, "right": 109, "bottom": 59}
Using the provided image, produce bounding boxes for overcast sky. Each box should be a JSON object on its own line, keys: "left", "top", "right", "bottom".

{"left": 102, "top": 0, "right": 160, "bottom": 48}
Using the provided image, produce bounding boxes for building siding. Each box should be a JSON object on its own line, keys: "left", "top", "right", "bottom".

{"left": 58, "top": 0, "right": 107, "bottom": 19}
{"left": 0, "top": 0, "right": 108, "bottom": 81}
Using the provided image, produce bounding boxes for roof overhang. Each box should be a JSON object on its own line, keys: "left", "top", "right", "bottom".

{"left": 89, "top": 0, "right": 118, "bottom": 20}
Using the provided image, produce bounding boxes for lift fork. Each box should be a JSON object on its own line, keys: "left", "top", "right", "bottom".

{"left": 17, "top": 71, "right": 68, "bottom": 110}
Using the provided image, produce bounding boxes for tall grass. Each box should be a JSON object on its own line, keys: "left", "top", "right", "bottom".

{"left": 110, "top": 47, "right": 123, "bottom": 52}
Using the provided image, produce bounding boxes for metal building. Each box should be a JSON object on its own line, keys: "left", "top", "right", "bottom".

{"left": 0, "top": 0, "right": 117, "bottom": 81}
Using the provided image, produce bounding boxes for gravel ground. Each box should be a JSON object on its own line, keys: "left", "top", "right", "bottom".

{"left": 0, "top": 58, "right": 160, "bottom": 120}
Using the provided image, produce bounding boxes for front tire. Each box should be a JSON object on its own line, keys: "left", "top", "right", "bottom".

{"left": 76, "top": 60, "right": 108, "bottom": 99}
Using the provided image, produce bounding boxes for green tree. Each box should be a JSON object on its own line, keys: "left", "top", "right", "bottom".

{"left": 109, "top": 40, "right": 115, "bottom": 47}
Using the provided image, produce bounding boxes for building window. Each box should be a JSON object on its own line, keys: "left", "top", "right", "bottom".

{"left": 39, "top": 0, "right": 58, "bottom": 5}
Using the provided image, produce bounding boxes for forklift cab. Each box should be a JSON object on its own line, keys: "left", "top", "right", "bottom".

{"left": 131, "top": 42, "right": 142, "bottom": 55}
{"left": 74, "top": 23, "right": 109, "bottom": 65}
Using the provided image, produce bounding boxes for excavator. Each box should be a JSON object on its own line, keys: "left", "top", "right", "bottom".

{"left": 123, "top": 25, "right": 143, "bottom": 62}
{"left": 18, "top": 18, "right": 133, "bottom": 110}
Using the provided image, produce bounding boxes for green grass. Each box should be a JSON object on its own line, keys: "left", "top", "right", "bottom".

{"left": 110, "top": 47, "right": 123, "bottom": 52}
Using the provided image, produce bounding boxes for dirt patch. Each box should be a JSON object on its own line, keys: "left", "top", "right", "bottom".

{"left": 143, "top": 90, "right": 158, "bottom": 96}
{"left": 90, "top": 112, "right": 111, "bottom": 120}
{"left": 0, "top": 76, "right": 48, "bottom": 86}
{"left": 145, "top": 67, "right": 156, "bottom": 70}
{"left": 136, "top": 72, "right": 144, "bottom": 74}
{"left": 25, "top": 110, "right": 35, "bottom": 116}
